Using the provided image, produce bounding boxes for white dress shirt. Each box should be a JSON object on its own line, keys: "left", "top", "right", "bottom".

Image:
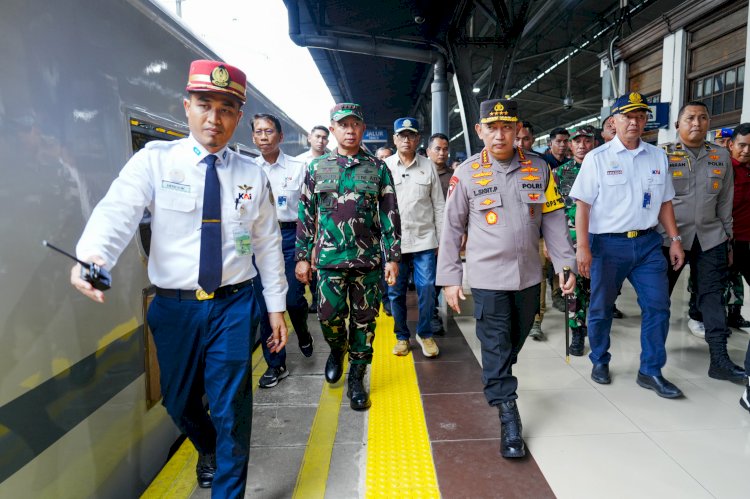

{"left": 569, "top": 136, "right": 674, "bottom": 234}
{"left": 253, "top": 151, "right": 306, "bottom": 223}
{"left": 76, "top": 135, "right": 288, "bottom": 311}
{"left": 385, "top": 153, "right": 444, "bottom": 253}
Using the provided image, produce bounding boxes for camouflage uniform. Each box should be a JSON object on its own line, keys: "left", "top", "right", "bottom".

{"left": 555, "top": 159, "right": 591, "bottom": 332}
{"left": 296, "top": 149, "right": 401, "bottom": 364}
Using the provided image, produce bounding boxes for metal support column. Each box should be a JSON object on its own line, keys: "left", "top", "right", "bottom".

{"left": 431, "top": 56, "right": 449, "bottom": 136}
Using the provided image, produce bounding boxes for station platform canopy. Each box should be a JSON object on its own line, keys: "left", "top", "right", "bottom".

{"left": 284, "top": 0, "right": 684, "bottom": 154}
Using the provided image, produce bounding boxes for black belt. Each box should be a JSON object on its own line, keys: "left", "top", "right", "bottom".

{"left": 279, "top": 221, "right": 297, "bottom": 229}
{"left": 600, "top": 228, "right": 654, "bottom": 239}
{"left": 155, "top": 279, "right": 253, "bottom": 301}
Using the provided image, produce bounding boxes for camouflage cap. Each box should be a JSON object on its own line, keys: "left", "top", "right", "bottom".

{"left": 330, "top": 103, "right": 364, "bottom": 122}
{"left": 570, "top": 125, "right": 596, "bottom": 139}
{"left": 479, "top": 99, "right": 519, "bottom": 124}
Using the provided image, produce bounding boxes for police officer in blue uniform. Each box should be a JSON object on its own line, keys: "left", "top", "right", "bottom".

{"left": 71, "top": 60, "right": 288, "bottom": 497}
{"left": 571, "top": 92, "right": 685, "bottom": 398}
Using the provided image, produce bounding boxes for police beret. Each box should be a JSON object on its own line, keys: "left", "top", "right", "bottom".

{"left": 479, "top": 99, "right": 519, "bottom": 124}
{"left": 186, "top": 60, "right": 247, "bottom": 103}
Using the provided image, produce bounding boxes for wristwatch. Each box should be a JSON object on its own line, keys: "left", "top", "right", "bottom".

{"left": 670, "top": 235, "right": 682, "bottom": 243}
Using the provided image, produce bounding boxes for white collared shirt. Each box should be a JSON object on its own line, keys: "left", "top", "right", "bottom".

{"left": 76, "top": 135, "right": 287, "bottom": 311}
{"left": 253, "top": 151, "right": 306, "bottom": 223}
{"left": 569, "top": 135, "right": 674, "bottom": 234}
{"left": 384, "top": 153, "right": 444, "bottom": 253}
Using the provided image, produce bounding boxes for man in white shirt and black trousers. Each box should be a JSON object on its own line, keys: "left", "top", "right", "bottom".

{"left": 71, "top": 60, "right": 288, "bottom": 497}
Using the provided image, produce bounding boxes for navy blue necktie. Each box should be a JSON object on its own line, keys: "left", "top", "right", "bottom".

{"left": 198, "top": 154, "right": 222, "bottom": 293}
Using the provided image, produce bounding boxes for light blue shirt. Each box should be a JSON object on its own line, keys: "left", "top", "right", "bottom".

{"left": 569, "top": 136, "right": 674, "bottom": 234}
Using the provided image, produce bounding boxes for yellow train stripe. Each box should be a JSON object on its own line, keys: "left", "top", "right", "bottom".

{"left": 292, "top": 363, "right": 346, "bottom": 499}
{"left": 141, "top": 346, "right": 265, "bottom": 498}
{"left": 365, "top": 309, "right": 440, "bottom": 497}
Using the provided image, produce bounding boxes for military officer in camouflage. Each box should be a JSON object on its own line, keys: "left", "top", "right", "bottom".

{"left": 437, "top": 99, "right": 577, "bottom": 459}
{"left": 295, "top": 103, "right": 401, "bottom": 411}
{"left": 556, "top": 125, "right": 597, "bottom": 357}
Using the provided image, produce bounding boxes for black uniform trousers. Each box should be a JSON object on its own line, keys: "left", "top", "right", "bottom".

{"left": 663, "top": 238, "right": 729, "bottom": 345}
{"left": 471, "top": 285, "right": 540, "bottom": 406}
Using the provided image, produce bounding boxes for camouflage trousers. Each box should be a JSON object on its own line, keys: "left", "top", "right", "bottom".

{"left": 566, "top": 274, "right": 591, "bottom": 331}
{"left": 724, "top": 269, "right": 744, "bottom": 306}
{"left": 316, "top": 267, "right": 381, "bottom": 365}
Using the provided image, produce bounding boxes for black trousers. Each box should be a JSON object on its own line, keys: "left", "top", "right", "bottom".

{"left": 471, "top": 285, "right": 540, "bottom": 406}
{"left": 663, "top": 238, "right": 729, "bottom": 345}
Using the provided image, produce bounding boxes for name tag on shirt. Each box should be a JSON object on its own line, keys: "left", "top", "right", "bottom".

{"left": 606, "top": 164, "right": 623, "bottom": 176}
{"left": 233, "top": 226, "right": 252, "bottom": 256}
{"left": 161, "top": 180, "right": 191, "bottom": 193}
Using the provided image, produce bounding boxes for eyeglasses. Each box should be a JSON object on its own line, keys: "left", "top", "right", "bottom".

{"left": 396, "top": 133, "right": 419, "bottom": 142}
{"left": 253, "top": 129, "right": 276, "bottom": 136}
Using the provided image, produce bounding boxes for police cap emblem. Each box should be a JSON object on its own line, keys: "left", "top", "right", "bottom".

{"left": 210, "top": 65, "right": 231, "bottom": 88}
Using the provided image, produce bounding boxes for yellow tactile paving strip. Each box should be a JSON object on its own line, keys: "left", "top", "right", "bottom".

{"left": 365, "top": 312, "right": 440, "bottom": 498}
{"left": 292, "top": 360, "right": 346, "bottom": 499}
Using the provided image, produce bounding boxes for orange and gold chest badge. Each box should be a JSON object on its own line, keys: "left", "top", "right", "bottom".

{"left": 475, "top": 179, "right": 493, "bottom": 186}
{"left": 473, "top": 171, "right": 493, "bottom": 178}
{"left": 712, "top": 180, "right": 720, "bottom": 190}
{"left": 485, "top": 210, "right": 498, "bottom": 225}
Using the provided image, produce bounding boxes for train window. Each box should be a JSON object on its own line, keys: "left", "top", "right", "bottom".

{"left": 129, "top": 118, "right": 188, "bottom": 260}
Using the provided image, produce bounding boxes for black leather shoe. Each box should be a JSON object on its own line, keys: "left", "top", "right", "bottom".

{"left": 325, "top": 349, "right": 346, "bottom": 383}
{"left": 298, "top": 333, "right": 314, "bottom": 358}
{"left": 591, "top": 364, "right": 610, "bottom": 384}
{"left": 196, "top": 452, "right": 216, "bottom": 489}
{"left": 612, "top": 306, "right": 624, "bottom": 319}
{"left": 636, "top": 372, "right": 683, "bottom": 398}
{"left": 347, "top": 363, "right": 371, "bottom": 411}
{"left": 498, "top": 401, "right": 525, "bottom": 458}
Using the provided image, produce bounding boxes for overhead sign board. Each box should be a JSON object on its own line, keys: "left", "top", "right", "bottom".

{"left": 363, "top": 128, "right": 388, "bottom": 143}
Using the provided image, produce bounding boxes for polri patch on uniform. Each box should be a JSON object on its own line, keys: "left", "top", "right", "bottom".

{"left": 447, "top": 175, "right": 459, "bottom": 197}
{"left": 161, "top": 180, "right": 191, "bottom": 193}
{"left": 485, "top": 211, "right": 498, "bottom": 225}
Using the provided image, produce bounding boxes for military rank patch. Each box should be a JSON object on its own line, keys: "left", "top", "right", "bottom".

{"left": 471, "top": 162, "right": 480, "bottom": 170}
{"left": 672, "top": 170, "right": 683, "bottom": 177}
{"left": 472, "top": 171, "right": 492, "bottom": 178}
{"left": 712, "top": 181, "right": 720, "bottom": 190}
{"left": 481, "top": 198, "right": 495, "bottom": 205}
{"left": 520, "top": 166, "right": 539, "bottom": 173}
{"left": 528, "top": 193, "right": 540, "bottom": 201}
{"left": 710, "top": 155, "right": 720, "bottom": 160}
{"left": 669, "top": 156, "right": 683, "bottom": 162}
{"left": 521, "top": 174, "right": 540, "bottom": 181}
{"left": 448, "top": 176, "right": 459, "bottom": 197}
{"left": 712, "top": 168, "right": 722, "bottom": 175}
{"left": 475, "top": 179, "right": 492, "bottom": 186}
{"left": 485, "top": 210, "right": 498, "bottom": 225}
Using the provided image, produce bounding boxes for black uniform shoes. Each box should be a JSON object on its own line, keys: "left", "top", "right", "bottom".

{"left": 196, "top": 452, "right": 216, "bottom": 489}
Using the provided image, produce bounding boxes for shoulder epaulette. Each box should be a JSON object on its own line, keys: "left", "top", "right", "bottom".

{"left": 144, "top": 139, "right": 176, "bottom": 150}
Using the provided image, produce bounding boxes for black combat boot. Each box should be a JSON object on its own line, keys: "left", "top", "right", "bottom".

{"left": 740, "top": 377, "right": 750, "bottom": 413}
{"left": 325, "top": 348, "right": 346, "bottom": 383}
{"left": 347, "top": 363, "right": 371, "bottom": 410}
{"left": 727, "top": 305, "right": 750, "bottom": 329}
{"left": 569, "top": 327, "right": 585, "bottom": 357}
{"left": 196, "top": 451, "right": 216, "bottom": 489}
{"left": 498, "top": 401, "right": 525, "bottom": 458}
{"left": 707, "top": 342, "right": 745, "bottom": 381}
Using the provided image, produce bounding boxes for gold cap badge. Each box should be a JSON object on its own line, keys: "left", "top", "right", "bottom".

{"left": 210, "top": 66, "right": 230, "bottom": 88}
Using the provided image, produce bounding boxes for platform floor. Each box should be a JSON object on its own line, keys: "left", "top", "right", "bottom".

{"left": 143, "top": 272, "right": 750, "bottom": 498}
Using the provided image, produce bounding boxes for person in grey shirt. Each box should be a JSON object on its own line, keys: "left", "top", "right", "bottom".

{"left": 659, "top": 101, "right": 743, "bottom": 381}
{"left": 385, "top": 117, "right": 445, "bottom": 358}
{"left": 437, "top": 99, "right": 576, "bottom": 459}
